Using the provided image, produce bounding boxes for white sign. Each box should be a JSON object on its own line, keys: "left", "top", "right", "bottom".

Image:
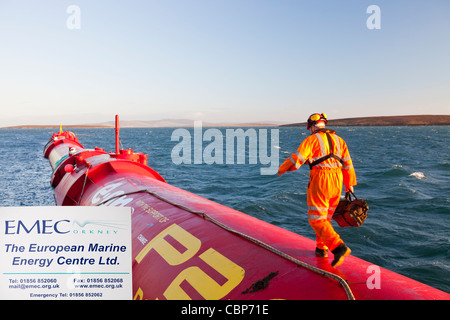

{"left": 0, "top": 206, "right": 132, "bottom": 300}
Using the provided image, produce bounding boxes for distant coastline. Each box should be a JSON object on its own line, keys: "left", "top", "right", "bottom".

{"left": 1, "top": 124, "right": 112, "bottom": 129}
{"left": 1, "top": 119, "right": 280, "bottom": 129}
{"left": 280, "top": 115, "right": 450, "bottom": 127}
{"left": 2, "top": 114, "right": 450, "bottom": 129}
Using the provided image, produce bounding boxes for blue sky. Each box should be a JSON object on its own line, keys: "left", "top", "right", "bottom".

{"left": 0, "top": 0, "right": 449, "bottom": 126}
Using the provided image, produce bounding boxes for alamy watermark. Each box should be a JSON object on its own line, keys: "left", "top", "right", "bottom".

{"left": 366, "top": 265, "right": 381, "bottom": 289}
{"left": 65, "top": 5, "right": 380, "bottom": 31}
{"left": 366, "top": 5, "right": 381, "bottom": 30}
{"left": 66, "top": 5, "right": 81, "bottom": 30}
{"left": 171, "top": 121, "right": 279, "bottom": 175}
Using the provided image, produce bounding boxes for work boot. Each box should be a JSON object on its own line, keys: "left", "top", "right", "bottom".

{"left": 315, "top": 247, "right": 328, "bottom": 258}
{"left": 331, "top": 243, "right": 351, "bottom": 268}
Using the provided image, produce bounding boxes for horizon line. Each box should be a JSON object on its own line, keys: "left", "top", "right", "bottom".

{"left": 2, "top": 114, "right": 450, "bottom": 129}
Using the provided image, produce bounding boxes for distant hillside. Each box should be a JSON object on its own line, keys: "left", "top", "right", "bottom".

{"left": 94, "top": 119, "right": 280, "bottom": 128}
{"left": 3, "top": 115, "right": 449, "bottom": 129}
{"left": 281, "top": 115, "right": 450, "bottom": 127}
{"left": 1, "top": 124, "right": 111, "bottom": 129}
{"left": 2, "top": 119, "right": 280, "bottom": 129}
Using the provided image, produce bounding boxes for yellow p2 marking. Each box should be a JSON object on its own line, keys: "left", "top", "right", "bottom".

{"left": 135, "top": 223, "right": 245, "bottom": 300}
{"left": 135, "top": 224, "right": 201, "bottom": 265}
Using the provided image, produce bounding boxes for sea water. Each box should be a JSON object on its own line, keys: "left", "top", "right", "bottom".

{"left": 0, "top": 126, "right": 448, "bottom": 293}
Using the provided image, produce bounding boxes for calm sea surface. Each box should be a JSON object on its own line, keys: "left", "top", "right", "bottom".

{"left": 0, "top": 126, "right": 449, "bottom": 293}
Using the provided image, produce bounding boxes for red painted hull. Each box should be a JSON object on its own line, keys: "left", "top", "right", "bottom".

{"left": 43, "top": 130, "right": 449, "bottom": 300}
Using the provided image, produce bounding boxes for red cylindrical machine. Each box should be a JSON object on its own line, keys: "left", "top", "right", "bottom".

{"left": 43, "top": 120, "right": 449, "bottom": 300}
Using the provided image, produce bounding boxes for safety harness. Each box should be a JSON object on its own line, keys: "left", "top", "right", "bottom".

{"left": 308, "top": 129, "right": 345, "bottom": 169}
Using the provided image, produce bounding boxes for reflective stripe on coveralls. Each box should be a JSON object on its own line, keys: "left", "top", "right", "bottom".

{"left": 278, "top": 129, "right": 356, "bottom": 191}
{"left": 278, "top": 129, "right": 357, "bottom": 252}
{"left": 307, "top": 167, "right": 343, "bottom": 251}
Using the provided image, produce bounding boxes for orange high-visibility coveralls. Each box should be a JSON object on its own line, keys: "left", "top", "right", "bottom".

{"left": 278, "top": 129, "right": 357, "bottom": 252}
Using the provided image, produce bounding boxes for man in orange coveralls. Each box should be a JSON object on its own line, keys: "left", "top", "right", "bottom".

{"left": 278, "top": 113, "right": 357, "bottom": 268}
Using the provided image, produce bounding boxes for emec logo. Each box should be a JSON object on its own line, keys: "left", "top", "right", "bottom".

{"left": 4, "top": 220, "right": 70, "bottom": 235}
